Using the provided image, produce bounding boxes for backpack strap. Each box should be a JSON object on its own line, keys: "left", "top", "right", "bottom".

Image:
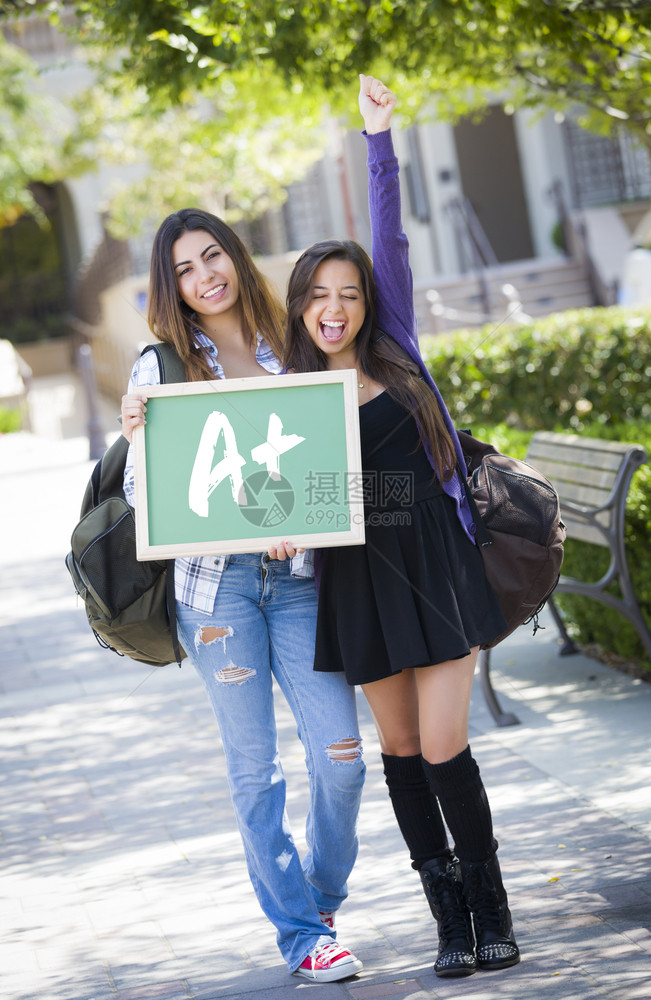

{"left": 141, "top": 341, "right": 186, "bottom": 666}
{"left": 141, "top": 341, "right": 187, "bottom": 384}
{"left": 458, "top": 467, "right": 492, "bottom": 549}
{"left": 165, "top": 563, "right": 183, "bottom": 667}
{"left": 456, "top": 429, "right": 496, "bottom": 549}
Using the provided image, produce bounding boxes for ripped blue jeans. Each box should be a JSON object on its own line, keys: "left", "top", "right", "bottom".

{"left": 175, "top": 553, "right": 365, "bottom": 972}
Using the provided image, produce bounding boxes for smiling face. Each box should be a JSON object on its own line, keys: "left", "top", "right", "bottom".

{"left": 172, "top": 228, "right": 241, "bottom": 324}
{"left": 301, "top": 257, "right": 367, "bottom": 367}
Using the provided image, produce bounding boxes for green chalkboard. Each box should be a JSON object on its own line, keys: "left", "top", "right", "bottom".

{"left": 133, "top": 369, "right": 365, "bottom": 559}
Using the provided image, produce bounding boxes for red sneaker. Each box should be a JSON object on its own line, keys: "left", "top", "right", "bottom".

{"left": 294, "top": 935, "right": 363, "bottom": 982}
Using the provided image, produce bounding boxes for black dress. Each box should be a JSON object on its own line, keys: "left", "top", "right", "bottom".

{"left": 313, "top": 392, "right": 507, "bottom": 685}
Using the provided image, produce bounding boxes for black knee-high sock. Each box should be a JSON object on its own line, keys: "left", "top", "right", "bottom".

{"left": 422, "top": 746, "right": 498, "bottom": 864}
{"left": 381, "top": 753, "right": 451, "bottom": 870}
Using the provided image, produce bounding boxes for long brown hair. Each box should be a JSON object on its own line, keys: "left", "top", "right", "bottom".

{"left": 285, "top": 240, "right": 456, "bottom": 481}
{"left": 147, "top": 208, "right": 285, "bottom": 381}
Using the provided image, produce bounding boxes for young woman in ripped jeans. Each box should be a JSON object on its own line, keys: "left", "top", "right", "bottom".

{"left": 121, "top": 208, "right": 364, "bottom": 983}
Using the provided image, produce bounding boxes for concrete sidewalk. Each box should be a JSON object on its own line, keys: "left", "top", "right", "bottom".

{"left": 1, "top": 396, "right": 650, "bottom": 1000}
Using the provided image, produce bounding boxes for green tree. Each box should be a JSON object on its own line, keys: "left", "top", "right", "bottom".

{"left": 49, "top": 0, "right": 651, "bottom": 149}
{"left": 0, "top": 7, "right": 327, "bottom": 237}
{"left": 73, "top": 66, "right": 327, "bottom": 239}
{"left": 4, "top": 1, "right": 651, "bottom": 236}
{"left": 0, "top": 32, "right": 95, "bottom": 225}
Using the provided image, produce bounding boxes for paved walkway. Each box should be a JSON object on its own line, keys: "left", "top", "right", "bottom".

{"left": 1, "top": 377, "right": 650, "bottom": 1000}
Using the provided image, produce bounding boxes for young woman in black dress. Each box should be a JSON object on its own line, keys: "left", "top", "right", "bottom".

{"left": 272, "top": 74, "right": 520, "bottom": 979}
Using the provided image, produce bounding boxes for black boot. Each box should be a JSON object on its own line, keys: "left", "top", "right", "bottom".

{"left": 419, "top": 855, "right": 477, "bottom": 977}
{"left": 459, "top": 854, "right": 520, "bottom": 970}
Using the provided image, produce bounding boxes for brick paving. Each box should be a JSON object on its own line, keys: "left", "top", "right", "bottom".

{"left": 1, "top": 384, "right": 650, "bottom": 1000}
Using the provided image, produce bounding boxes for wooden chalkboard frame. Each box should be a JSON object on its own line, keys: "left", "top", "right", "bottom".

{"left": 133, "top": 369, "right": 365, "bottom": 559}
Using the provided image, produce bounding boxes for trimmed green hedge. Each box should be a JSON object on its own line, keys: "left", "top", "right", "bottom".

{"left": 420, "top": 307, "right": 651, "bottom": 674}
{"left": 420, "top": 305, "right": 651, "bottom": 431}
{"left": 0, "top": 406, "right": 22, "bottom": 434}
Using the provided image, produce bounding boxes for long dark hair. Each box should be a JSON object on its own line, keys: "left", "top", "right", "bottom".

{"left": 285, "top": 240, "right": 455, "bottom": 481}
{"left": 148, "top": 208, "right": 285, "bottom": 381}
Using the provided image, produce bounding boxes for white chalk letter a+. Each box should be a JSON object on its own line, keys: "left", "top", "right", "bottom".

{"left": 188, "top": 411, "right": 247, "bottom": 518}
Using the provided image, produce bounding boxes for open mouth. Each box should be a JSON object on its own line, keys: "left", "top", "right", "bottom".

{"left": 320, "top": 320, "right": 345, "bottom": 342}
{"left": 202, "top": 283, "right": 226, "bottom": 300}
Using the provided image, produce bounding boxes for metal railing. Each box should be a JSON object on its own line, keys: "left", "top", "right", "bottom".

{"left": 443, "top": 196, "right": 501, "bottom": 322}
{"left": 548, "top": 179, "right": 616, "bottom": 307}
{"left": 67, "top": 313, "right": 146, "bottom": 460}
{"left": 424, "top": 197, "right": 530, "bottom": 331}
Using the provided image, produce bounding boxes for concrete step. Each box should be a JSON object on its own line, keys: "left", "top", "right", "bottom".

{"left": 414, "top": 256, "right": 594, "bottom": 334}
{"left": 441, "top": 286, "right": 593, "bottom": 313}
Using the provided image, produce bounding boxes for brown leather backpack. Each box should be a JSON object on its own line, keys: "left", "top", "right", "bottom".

{"left": 457, "top": 430, "right": 566, "bottom": 649}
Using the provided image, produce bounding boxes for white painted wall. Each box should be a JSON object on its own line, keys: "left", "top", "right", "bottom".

{"left": 513, "top": 109, "right": 571, "bottom": 258}
{"left": 408, "top": 120, "right": 463, "bottom": 279}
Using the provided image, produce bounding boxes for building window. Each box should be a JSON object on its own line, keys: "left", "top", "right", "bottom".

{"left": 563, "top": 119, "right": 651, "bottom": 208}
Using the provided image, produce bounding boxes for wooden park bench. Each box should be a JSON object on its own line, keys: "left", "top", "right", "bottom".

{"left": 479, "top": 431, "right": 650, "bottom": 727}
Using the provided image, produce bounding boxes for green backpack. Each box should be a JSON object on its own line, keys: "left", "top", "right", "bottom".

{"left": 66, "top": 343, "right": 187, "bottom": 667}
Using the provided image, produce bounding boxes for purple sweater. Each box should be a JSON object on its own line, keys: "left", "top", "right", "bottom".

{"left": 366, "top": 129, "right": 476, "bottom": 544}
